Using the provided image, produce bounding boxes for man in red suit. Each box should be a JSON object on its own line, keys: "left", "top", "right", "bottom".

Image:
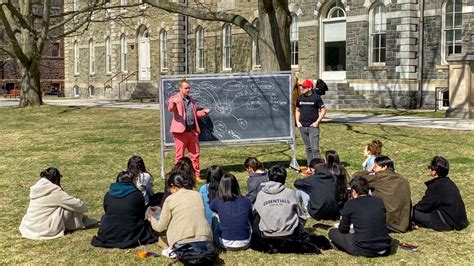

{"left": 168, "top": 79, "right": 209, "bottom": 180}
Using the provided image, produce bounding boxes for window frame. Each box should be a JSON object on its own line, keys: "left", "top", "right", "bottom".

{"left": 222, "top": 24, "right": 232, "bottom": 71}
{"left": 290, "top": 14, "right": 299, "bottom": 68}
{"left": 160, "top": 29, "right": 168, "bottom": 72}
{"left": 369, "top": 3, "right": 387, "bottom": 66}
{"left": 73, "top": 41, "right": 80, "bottom": 76}
{"left": 120, "top": 34, "right": 128, "bottom": 73}
{"left": 442, "top": 0, "right": 463, "bottom": 64}
{"left": 195, "top": 26, "right": 205, "bottom": 71}
{"left": 105, "top": 36, "right": 112, "bottom": 74}
{"left": 252, "top": 19, "right": 261, "bottom": 70}
{"left": 88, "top": 39, "right": 95, "bottom": 75}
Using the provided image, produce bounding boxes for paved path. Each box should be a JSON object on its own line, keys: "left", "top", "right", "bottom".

{"left": 1, "top": 98, "right": 473, "bottom": 131}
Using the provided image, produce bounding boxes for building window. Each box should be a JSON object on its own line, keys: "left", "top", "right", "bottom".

{"left": 105, "top": 36, "right": 112, "bottom": 74}
{"left": 370, "top": 4, "right": 386, "bottom": 65}
{"left": 88, "top": 85, "right": 95, "bottom": 97}
{"left": 105, "top": 2, "right": 112, "bottom": 17}
{"left": 73, "top": 85, "right": 80, "bottom": 97}
{"left": 89, "top": 39, "right": 95, "bottom": 75}
{"left": 443, "top": 0, "right": 462, "bottom": 62}
{"left": 51, "top": 42, "right": 60, "bottom": 57}
{"left": 160, "top": 29, "right": 168, "bottom": 71}
{"left": 252, "top": 19, "right": 261, "bottom": 69}
{"left": 73, "top": 41, "right": 80, "bottom": 75}
{"left": 222, "top": 24, "right": 232, "bottom": 70}
{"left": 120, "top": 0, "right": 127, "bottom": 13}
{"left": 73, "top": 0, "right": 79, "bottom": 11}
{"left": 290, "top": 15, "right": 299, "bottom": 67}
{"left": 196, "top": 26, "right": 204, "bottom": 71}
{"left": 120, "top": 34, "right": 128, "bottom": 73}
{"left": 328, "top": 7, "right": 345, "bottom": 18}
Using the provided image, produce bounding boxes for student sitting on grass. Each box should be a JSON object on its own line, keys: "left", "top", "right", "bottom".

{"left": 127, "top": 155, "right": 162, "bottom": 207}
{"left": 199, "top": 165, "right": 224, "bottom": 225}
{"left": 210, "top": 173, "right": 252, "bottom": 251}
{"left": 20, "top": 167, "right": 91, "bottom": 240}
{"left": 362, "top": 140, "right": 383, "bottom": 172}
{"left": 357, "top": 155, "right": 412, "bottom": 233}
{"left": 91, "top": 171, "right": 156, "bottom": 249}
{"left": 244, "top": 157, "right": 269, "bottom": 203}
{"left": 148, "top": 172, "right": 212, "bottom": 252}
{"left": 160, "top": 157, "right": 195, "bottom": 207}
{"left": 294, "top": 151, "right": 349, "bottom": 220}
{"left": 328, "top": 176, "right": 392, "bottom": 257}
{"left": 413, "top": 156, "right": 468, "bottom": 231}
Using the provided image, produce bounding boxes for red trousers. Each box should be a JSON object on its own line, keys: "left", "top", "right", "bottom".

{"left": 172, "top": 131, "right": 200, "bottom": 178}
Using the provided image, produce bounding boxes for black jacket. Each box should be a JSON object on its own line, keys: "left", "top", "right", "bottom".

{"left": 91, "top": 182, "right": 156, "bottom": 248}
{"left": 245, "top": 171, "right": 269, "bottom": 203}
{"left": 414, "top": 176, "right": 468, "bottom": 231}
{"left": 294, "top": 167, "right": 340, "bottom": 220}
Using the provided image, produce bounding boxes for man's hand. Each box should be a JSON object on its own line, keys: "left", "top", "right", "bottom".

{"left": 310, "top": 121, "right": 320, "bottom": 128}
{"left": 296, "top": 121, "right": 303, "bottom": 128}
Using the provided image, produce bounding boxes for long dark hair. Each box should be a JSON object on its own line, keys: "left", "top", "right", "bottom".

{"left": 168, "top": 172, "right": 194, "bottom": 190}
{"left": 205, "top": 165, "right": 224, "bottom": 201}
{"left": 40, "top": 167, "right": 62, "bottom": 187}
{"left": 127, "top": 155, "right": 148, "bottom": 178}
{"left": 165, "top": 157, "right": 195, "bottom": 187}
{"left": 244, "top": 157, "right": 264, "bottom": 172}
{"left": 325, "top": 150, "right": 348, "bottom": 204}
{"left": 217, "top": 173, "right": 241, "bottom": 201}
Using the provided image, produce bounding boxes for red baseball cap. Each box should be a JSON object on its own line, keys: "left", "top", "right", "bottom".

{"left": 299, "top": 79, "right": 314, "bottom": 89}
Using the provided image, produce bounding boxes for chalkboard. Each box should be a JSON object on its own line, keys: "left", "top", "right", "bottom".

{"left": 160, "top": 73, "right": 293, "bottom": 146}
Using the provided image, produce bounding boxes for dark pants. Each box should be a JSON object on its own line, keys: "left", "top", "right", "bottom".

{"left": 299, "top": 127, "right": 321, "bottom": 166}
{"left": 328, "top": 228, "right": 358, "bottom": 255}
{"left": 413, "top": 209, "right": 433, "bottom": 228}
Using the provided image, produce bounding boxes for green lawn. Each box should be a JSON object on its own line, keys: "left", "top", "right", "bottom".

{"left": 0, "top": 105, "right": 472, "bottom": 264}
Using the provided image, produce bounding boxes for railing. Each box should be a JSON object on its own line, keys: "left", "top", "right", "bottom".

{"left": 103, "top": 72, "right": 123, "bottom": 97}
{"left": 117, "top": 70, "right": 138, "bottom": 99}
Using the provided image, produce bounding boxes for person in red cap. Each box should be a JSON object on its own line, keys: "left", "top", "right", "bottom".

{"left": 295, "top": 79, "right": 327, "bottom": 175}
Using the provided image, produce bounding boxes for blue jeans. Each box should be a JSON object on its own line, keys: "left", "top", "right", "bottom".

{"left": 299, "top": 127, "right": 321, "bottom": 166}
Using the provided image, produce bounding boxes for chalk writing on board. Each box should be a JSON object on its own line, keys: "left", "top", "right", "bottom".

{"left": 166, "top": 79, "right": 288, "bottom": 140}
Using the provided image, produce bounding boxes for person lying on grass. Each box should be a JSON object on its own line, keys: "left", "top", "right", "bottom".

{"left": 19, "top": 167, "right": 91, "bottom": 240}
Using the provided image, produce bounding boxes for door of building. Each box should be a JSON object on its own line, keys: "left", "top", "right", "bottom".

{"left": 320, "top": 6, "right": 346, "bottom": 81}
{"left": 138, "top": 28, "right": 151, "bottom": 81}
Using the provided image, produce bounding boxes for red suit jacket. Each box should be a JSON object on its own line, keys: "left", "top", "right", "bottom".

{"left": 167, "top": 93, "right": 207, "bottom": 134}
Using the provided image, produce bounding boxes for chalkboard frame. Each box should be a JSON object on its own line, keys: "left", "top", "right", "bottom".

{"left": 159, "top": 72, "right": 297, "bottom": 177}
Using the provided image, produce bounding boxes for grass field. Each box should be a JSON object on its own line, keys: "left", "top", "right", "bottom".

{"left": 0, "top": 105, "right": 472, "bottom": 264}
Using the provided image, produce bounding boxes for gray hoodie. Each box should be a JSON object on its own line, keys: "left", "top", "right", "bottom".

{"left": 253, "top": 181, "right": 302, "bottom": 237}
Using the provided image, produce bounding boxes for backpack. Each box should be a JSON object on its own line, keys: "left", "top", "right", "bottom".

{"left": 315, "top": 79, "right": 328, "bottom": 95}
{"left": 170, "top": 242, "right": 218, "bottom": 266}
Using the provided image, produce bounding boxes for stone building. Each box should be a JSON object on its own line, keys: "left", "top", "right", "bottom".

{"left": 63, "top": 0, "right": 473, "bottom": 110}
{"left": 0, "top": 1, "right": 65, "bottom": 96}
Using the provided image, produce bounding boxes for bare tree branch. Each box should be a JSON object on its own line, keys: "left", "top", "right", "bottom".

{"left": 36, "top": 0, "right": 52, "bottom": 53}
{"left": 144, "top": 0, "right": 258, "bottom": 41}
{"left": 0, "top": 43, "right": 16, "bottom": 59}
{"left": 4, "top": 0, "right": 36, "bottom": 33}
{"left": 0, "top": 4, "right": 29, "bottom": 65}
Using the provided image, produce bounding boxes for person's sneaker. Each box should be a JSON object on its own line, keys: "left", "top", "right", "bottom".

{"left": 301, "top": 169, "right": 314, "bottom": 176}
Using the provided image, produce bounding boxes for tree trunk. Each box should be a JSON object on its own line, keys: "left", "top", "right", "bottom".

{"left": 258, "top": 0, "right": 291, "bottom": 72}
{"left": 19, "top": 60, "right": 43, "bottom": 107}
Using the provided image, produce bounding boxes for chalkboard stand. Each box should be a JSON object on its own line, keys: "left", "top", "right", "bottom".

{"left": 159, "top": 72, "right": 297, "bottom": 178}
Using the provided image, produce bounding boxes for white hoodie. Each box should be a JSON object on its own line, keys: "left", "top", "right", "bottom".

{"left": 19, "top": 178, "right": 88, "bottom": 240}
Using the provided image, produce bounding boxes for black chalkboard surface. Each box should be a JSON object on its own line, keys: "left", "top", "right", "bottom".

{"left": 160, "top": 73, "right": 293, "bottom": 146}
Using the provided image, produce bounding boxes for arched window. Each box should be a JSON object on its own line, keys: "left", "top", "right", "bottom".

{"left": 369, "top": 3, "right": 386, "bottom": 65}
{"left": 120, "top": 34, "right": 127, "bottom": 72}
{"left": 73, "top": 85, "right": 80, "bottom": 97}
{"left": 105, "top": 36, "right": 112, "bottom": 74}
{"left": 442, "top": 0, "right": 462, "bottom": 63}
{"left": 160, "top": 29, "right": 168, "bottom": 71}
{"left": 222, "top": 24, "right": 232, "bottom": 70}
{"left": 290, "top": 14, "right": 299, "bottom": 67}
{"left": 73, "top": 41, "right": 80, "bottom": 75}
{"left": 328, "top": 7, "right": 346, "bottom": 18}
{"left": 196, "top": 26, "right": 204, "bottom": 71}
{"left": 88, "top": 39, "right": 95, "bottom": 75}
{"left": 252, "top": 19, "right": 261, "bottom": 69}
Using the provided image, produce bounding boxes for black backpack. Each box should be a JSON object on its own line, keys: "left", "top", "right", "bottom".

{"left": 315, "top": 79, "right": 328, "bottom": 95}
{"left": 170, "top": 242, "right": 218, "bottom": 266}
